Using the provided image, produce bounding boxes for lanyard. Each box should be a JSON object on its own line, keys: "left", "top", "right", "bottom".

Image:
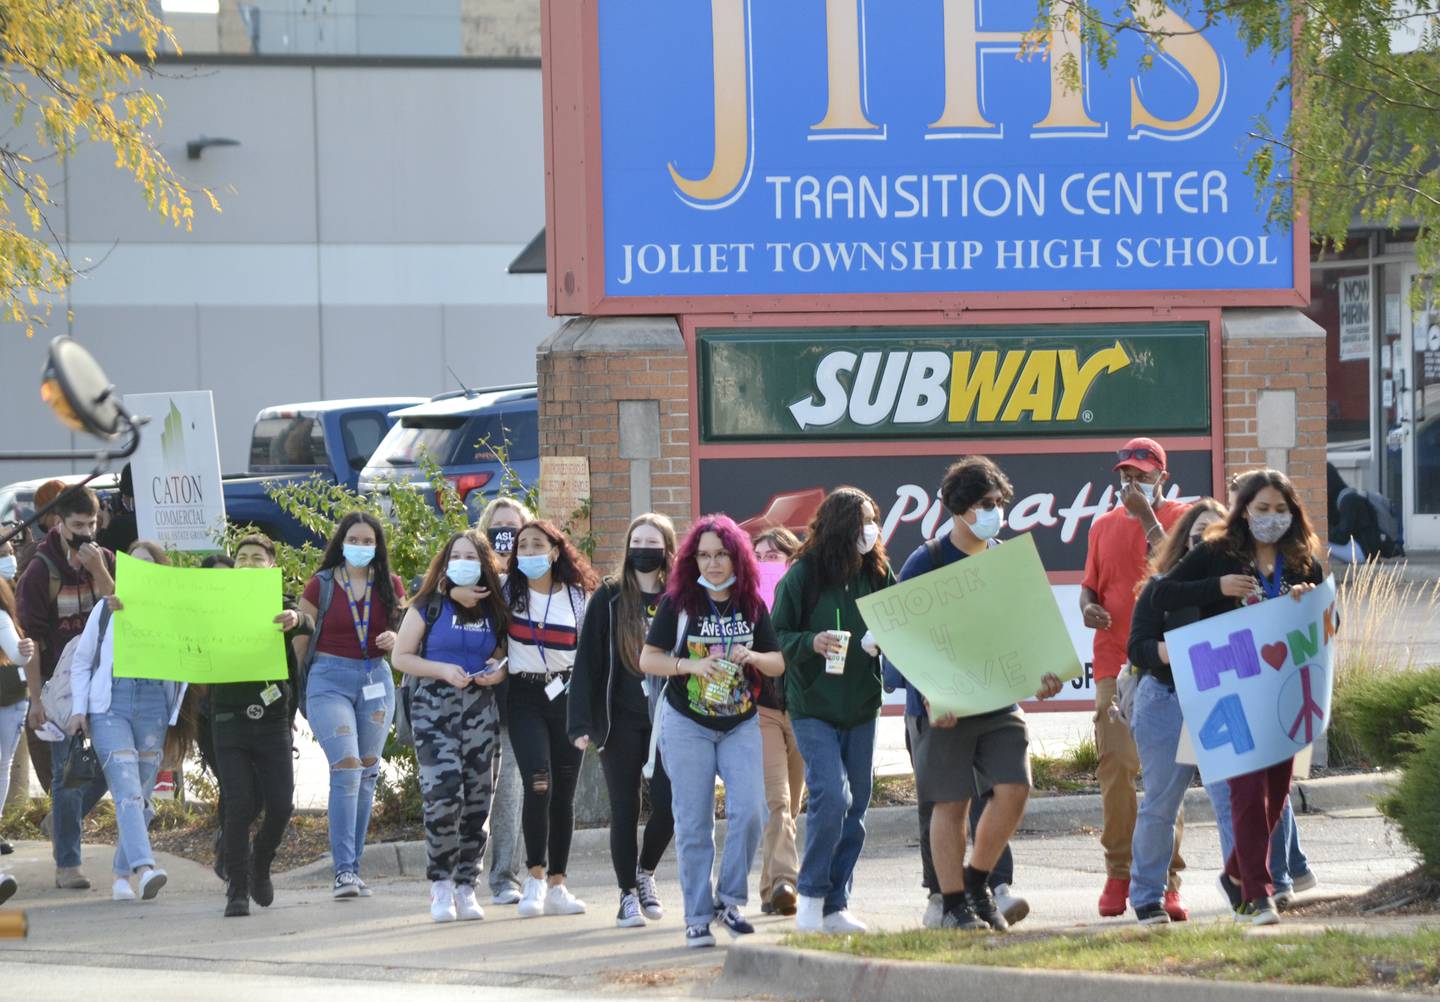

{"left": 1260, "top": 558, "right": 1285, "bottom": 600}
{"left": 339, "top": 570, "right": 374, "bottom": 657}
{"left": 706, "top": 596, "right": 735, "bottom": 660}
{"left": 533, "top": 587, "right": 558, "bottom": 671}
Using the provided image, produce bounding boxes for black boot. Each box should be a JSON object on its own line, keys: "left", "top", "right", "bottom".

{"left": 251, "top": 849, "right": 274, "bottom": 908}
{"left": 212, "top": 828, "right": 227, "bottom": 882}
{"left": 225, "top": 878, "right": 250, "bottom": 917}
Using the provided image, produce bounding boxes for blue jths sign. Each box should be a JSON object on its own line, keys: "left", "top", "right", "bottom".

{"left": 586, "top": 0, "right": 1297, "bottom": 306}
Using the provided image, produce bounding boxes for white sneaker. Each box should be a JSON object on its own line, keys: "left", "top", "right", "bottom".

{"left": 491, "top": 885, "right": 523, "bottom": 905}
{"left": 821, "top": 909, "right": 868, "bottom": 934}
{"left": 430, "top": 880, "right": 457, "bottom": 923}
{"left": 922, "top": 892, "right": 943, "bottom": 929}
{"left": 795, "top": 894, "right": 824, "bottom": 932}
{"left": 112, "top": 877, "right": 137, "bottom": 902}
{"left": 635, "top": 868, "right": 664, "bottom": 920}
{"left": 543, "top": 882, "right": 587, "bottom": 916}
{"left": 454, "top": 884, "right": 484, "bottom": 921}
{"left": 994, "top": 883, "right": 1030, "bottom": 927}
{"left": 516, "top": 876, "right": 546, "bottom": 918}
{"left": 138, "top": 869, "right": 167, "bottom": 901}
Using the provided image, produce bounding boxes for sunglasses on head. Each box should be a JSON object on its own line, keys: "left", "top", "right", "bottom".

{"left": 1117, "top": 447, "right": 1158, "bottom": 462}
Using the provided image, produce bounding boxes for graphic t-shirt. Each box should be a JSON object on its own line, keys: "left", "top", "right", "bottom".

{"left": 424, "top": 598, "right": 500, "bottom": 673}
{"left": 645, "top": 594, "right": 780, "bottom": 732}
{"left": 508, "top": 586, "right": 583, "bottom": 676}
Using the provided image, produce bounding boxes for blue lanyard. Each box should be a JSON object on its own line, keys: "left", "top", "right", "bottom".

{"left": 706, "top": 596, "right": 735, "bottom": 660}
{"left": 339, "top": 570, "right": 374, "bottom": 657}
{"left": 533, "top": 587, "right": 557, "bottom": 670}
{"left": 1260, "top": 558, "right": 1285, "bottom": 600}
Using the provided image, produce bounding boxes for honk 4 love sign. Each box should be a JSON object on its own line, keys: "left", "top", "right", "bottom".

{"left": 1166, "top": 577, "right": 1338, "bottom": 785}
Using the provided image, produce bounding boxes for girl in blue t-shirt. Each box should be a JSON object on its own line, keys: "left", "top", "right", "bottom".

{"left": 392, "top": 529, "right": 509, "bottom": 924}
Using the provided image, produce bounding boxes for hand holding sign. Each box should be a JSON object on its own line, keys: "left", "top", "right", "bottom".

{"left": 1167, "top": 577, "right": 1338, "bottom": 785}
{"left": 858, "top": 535, "right": 1082, "bottom": 718}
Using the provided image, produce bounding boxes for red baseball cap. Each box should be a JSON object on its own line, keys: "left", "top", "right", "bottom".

{"left": 1113, "top": 437, "right": 1167, "bottom": 473}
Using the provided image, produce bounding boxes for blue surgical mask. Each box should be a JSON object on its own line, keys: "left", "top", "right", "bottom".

{"left": 698, "top": 573, "right": 736, "bottom": 593}
{"left": 969, "top": 507, "right": 1003, "bottom": 541}
{"left": 343, "top": 543, "right": 375, "bottom": 569}
{"left": 517, "top": 554, "right": 553, "bottom": 580}
{"left": 447, "top": 559, "right": 483, "bottom": 587}
{"left": 0, "top": 555, "right": 15, "bottom": 580}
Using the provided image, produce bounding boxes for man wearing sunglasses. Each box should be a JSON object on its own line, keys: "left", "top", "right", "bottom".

{"left": 1080, "top": 437, "right": 1192, "bottom": 922}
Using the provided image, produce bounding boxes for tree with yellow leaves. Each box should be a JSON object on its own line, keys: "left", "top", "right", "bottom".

{"left": 1, "top": 0, "right": 218, "bottom": 336}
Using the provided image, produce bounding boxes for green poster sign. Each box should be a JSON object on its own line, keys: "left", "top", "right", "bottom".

{"left": 112, "top": 552, "right": 288, "bottom": 684}
{"left": 699, "top": 323, "right": 1210, "bottom": 441}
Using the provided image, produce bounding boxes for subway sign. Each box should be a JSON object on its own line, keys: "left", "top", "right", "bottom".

{"left": 699, "top": 324, "right": 1210, "bottom": 441}
{"left": 573, "top": 0, "right": 1299, "bottom": 307}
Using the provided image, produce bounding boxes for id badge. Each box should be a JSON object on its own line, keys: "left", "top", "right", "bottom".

{"left": 362, "top": 682, "right": 386, "bottom": 702}
{"left": 259, "top": 684, "right": 282, "bottom": 706}
{"left": 544, "top": 677, "right": 566, "bottom": 701}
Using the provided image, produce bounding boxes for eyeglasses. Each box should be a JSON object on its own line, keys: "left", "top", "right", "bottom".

{"left": 1116, "top": 447, "right": 1159, "bottom": 462}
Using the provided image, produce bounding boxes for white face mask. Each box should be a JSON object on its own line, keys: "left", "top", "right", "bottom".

{"left": 968, "top": 506, "right": 1003, "bottom": 540}
{"left": 857, "top": 523, "right": 880, "bottom": 554}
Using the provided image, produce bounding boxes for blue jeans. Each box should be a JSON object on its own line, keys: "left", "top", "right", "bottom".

{"left": 50, "top": 725, "right": 110, "bottom": 869}
{"left": 792, "top": 715, "right": 875, "bottom": 913}
{"left": 659, "top": 701, "right": 764, "bottom": 928}
{"left": 90, "top": 677, "right": 170, "bottom": 876}
{"left": 1206, "top": 780, "right": 1310, "bottom": 892}
{"left": 1129, "top": 676, "right": 1196, "bottom": 909}
{"left": 307, "top": 655, "right": 395, "bottom": 876}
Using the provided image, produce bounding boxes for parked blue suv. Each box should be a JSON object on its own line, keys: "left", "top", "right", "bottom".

{"left": 357, "top": 384, "right": 538, "bottom": 521}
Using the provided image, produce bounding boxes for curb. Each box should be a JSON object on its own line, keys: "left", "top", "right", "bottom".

{"left": 720, "top": 941, "right": 1396, "bottom": 1002}
{"left": 276, "top": 770, "right": 1398, "bottom": 883}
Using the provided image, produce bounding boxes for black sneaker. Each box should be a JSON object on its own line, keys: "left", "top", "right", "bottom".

{"left": 685, "top": 923, "right": 716, "bottom": 948}
{"left": 965, "top": 885, "right": 1010, "bottom": 932}
{"left": 0, "top": 839, "right": 14, "bottom": 855}
{"left": 941, "top": 901, "right": 988, "bottom": 931}
{"left": 1216, "top": 873, "right": 1243, "bottom": 912}
{"left": 616, "top": 890, "right": 646, "bottom": 928}
{"left": 250, "top": 852, "right": 274, "bottom": 908}
{"left": 1135, "top": 902, "right": 1171, "bottom": 926}
{"left": 333, "top": 872, "right": 361, "bottom": 899}
{"left": 717, "top": 904, "right": 754, "bottom": 937}
{"left": 224, "top": 881, "right": 250, "bottom": 918}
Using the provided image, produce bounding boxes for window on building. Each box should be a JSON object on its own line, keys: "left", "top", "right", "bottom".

{"left": 1308, "top": 266, "right": 1373, "bottom": 455}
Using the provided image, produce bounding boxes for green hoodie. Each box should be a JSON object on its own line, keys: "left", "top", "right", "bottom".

{"left": 771, "top": 556, "right": 893, "bottom": 729}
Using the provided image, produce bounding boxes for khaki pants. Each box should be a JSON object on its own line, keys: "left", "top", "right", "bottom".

{"left": 758, "top": 706, "right": 805, "bottom": 897}
{"left": 1095, "top": 676, "right": 1184, "bottom": 890}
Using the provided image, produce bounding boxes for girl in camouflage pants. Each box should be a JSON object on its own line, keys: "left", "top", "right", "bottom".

{"left": 393, "top": 531, "right": 510, "bottom": 923}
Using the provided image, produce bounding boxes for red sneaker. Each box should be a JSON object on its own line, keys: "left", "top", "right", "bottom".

{"left": 1098, "top": 877, "right": 1129, "bottom": 917}
{"left": 1163, "top": 890, "right": 1189, "bottom": 922}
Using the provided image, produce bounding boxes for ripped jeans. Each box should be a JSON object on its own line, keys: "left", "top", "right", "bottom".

{"left": 306, "top": 655, "right": 395, "bottom": 877}
{"left": 90, "top": 678, "right": 170, "bottom": 877}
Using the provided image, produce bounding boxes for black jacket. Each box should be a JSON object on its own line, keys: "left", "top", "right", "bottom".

{"left": 1152, "top": 541, "right": 1324, "bottom": 621}
{"left": 567, "top": 579, "right": 657, "bottom": 748}
{"left": 1127, "top": 576, "right": 1202, "bottom": 689}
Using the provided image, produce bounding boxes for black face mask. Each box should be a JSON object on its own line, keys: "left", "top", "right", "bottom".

{"left": 488, "top": 527, "right": 517, "bottom": 555}
{"left": 628, "top": 547, "right": 666, "bottom": 574}
{"left": 68, "top": 532, "right": 93, "bottom": 549}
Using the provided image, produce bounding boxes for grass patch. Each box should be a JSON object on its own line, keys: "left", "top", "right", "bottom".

{"left": 786, "top": 925, "right": 1440, "bottom": 992}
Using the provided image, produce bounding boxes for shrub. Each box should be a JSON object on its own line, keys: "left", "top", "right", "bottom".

{"left": 1379, "top": 711, "right": 1440, "bottom": 877}
{"left": 1329, "top": 667, "right": 1440, "bottom": 769}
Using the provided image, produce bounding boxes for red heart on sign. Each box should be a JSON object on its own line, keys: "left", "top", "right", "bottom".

{"left": 1262, "top": 642, "right": 1288, "bottom": 670}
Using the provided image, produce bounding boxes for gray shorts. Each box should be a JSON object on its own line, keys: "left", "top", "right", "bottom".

{"left": 907, "top": 708, "right": 1031, "bottom": 803}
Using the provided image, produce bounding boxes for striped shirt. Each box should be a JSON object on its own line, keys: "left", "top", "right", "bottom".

{"left": 509, "top": 586, "right": 585, "bottom": 676}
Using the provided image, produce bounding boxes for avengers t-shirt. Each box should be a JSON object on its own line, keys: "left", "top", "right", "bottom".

{"left": 645, "top": 594, "right": 780, "bottom": 732}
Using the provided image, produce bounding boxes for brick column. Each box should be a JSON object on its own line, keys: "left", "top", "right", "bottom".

{"left": 536, "top": 316, "right": 692, "bottom": 570}
{"left": 1220, "top": 308, "right": 1328, "bottom": 542}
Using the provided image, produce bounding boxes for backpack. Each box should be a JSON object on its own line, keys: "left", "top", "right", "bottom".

{"left": 1338, "top": 487, "right": 1405, "bottom": 559}
{"left": 392, "top": 593, "right": 447, "bottom": 749}
{"left": 40, "top": 603, "right": 112, "bottom": 732}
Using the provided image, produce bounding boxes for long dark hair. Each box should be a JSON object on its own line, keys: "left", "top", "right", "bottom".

{"left": 613, "top": 513, "right": 677, "bottom": 674}
{"left": 793, "top": 487, "right": 889, "bottom": 592}
{"left": 1143, "top": 498, "right": 1227, "bottom": 588}
{"left": 411, "top": 529, "right": 509, "bottom": 632}
{"left": 317, "top": 512, "right": 398, "bottom": 623}
{"left": 503, "top": 519, "right": 600, "bottom": 610}
{"left": 1207, "top": 469, "right": 1322, "bottom": 572}
{"left": 666, "top": 514, "right": 765, "bottom": 622}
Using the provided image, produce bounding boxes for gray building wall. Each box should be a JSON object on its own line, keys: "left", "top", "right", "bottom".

{"left": 0, "top": 61, "right": 550, "bottom": 483}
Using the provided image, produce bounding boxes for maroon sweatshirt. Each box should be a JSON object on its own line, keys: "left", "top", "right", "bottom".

{"left": 15, "top": 528, "right": 115, "bottom": 680}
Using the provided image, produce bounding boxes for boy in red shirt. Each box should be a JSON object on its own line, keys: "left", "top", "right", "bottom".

{"left": 1080, "top": 438, "right": 1191, "bottom": 921}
